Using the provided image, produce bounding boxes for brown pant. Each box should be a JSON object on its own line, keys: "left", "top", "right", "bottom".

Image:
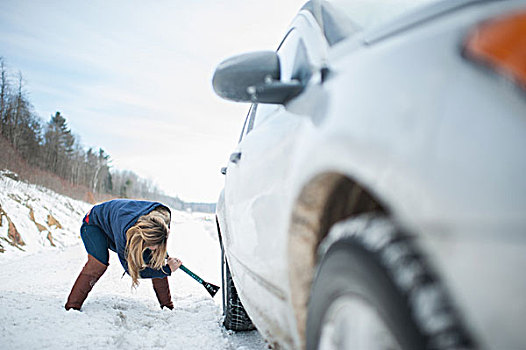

{"left": 152, "top": 277, "right": 174, "bottom": 309}
{"left": 65, "top": 255, "right": 173, "bottom": 310}
{"left": 65, "top": 254, "right": 107, "bottom": 310}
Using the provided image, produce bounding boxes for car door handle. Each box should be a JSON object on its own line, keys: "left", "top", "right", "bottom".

{"left": 229, "top": 152, "right": 242, "bottom": 164}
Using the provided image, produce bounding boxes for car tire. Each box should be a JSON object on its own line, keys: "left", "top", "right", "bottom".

{"left": 222, "top": 251, "right": 255, "bottom": 331}
{"left": 306, "top": 215, "right": 474, "bottom": 350}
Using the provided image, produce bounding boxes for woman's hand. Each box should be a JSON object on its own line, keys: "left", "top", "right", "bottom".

{"left": 167, "top": 257, "right": 182, "bottom": 272}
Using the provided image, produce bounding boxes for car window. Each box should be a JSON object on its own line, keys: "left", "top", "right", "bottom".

{"left": 326, "top": 0, "right": 439, "bottom": 30}
{"left": 246, "top": 104, "right": 258, "bottom": 134}
{"left": 277, "top": 29, "right": 301, "bottom": 83}
{"left": 302, "top": 1, "right": 360, "bottom": 46}
{"left": 239, "top": 28, "right": 305, "bottom": 140}
{"left": 240, "top": 103, "right": 274, "bottom": 140}
{"left": 237, "top": 105, "right": 252, "bottom": 143}
{"left": 277, "top": 28, "right": 315, "bottom": 85}
{"left": 241, "top": 103, "right": 281, "bottom": 137}
{"left": 251, "top": 104, "right": 280, "bottom": 131}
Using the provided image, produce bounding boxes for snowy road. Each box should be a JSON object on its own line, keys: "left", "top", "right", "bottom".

{"left": 0, "top": 212, "right": 267, "bottom": 350}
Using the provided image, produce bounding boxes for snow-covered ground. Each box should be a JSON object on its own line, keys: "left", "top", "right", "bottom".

{"left": 0, "top": 173, "right": 267, "bottom": 349}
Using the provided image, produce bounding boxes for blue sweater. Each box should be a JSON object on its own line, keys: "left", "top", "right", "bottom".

{"left": 84, "top": 199, "right": 172, "bottom": 279}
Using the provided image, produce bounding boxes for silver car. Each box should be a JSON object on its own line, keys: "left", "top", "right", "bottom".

{"left": 213, "top": 1, "right": 526, "bottom": 349}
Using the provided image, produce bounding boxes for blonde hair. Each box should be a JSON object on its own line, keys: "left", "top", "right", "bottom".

{"left": 125, "top": 206, "right": 171, "bottom": 287}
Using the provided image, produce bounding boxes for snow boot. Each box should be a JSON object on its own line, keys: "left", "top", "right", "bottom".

{"left": 65, "top": 254, "right": 107, "bottom": 310}
{"left": 152, "top": 277, "right": 174, "bottom": 310}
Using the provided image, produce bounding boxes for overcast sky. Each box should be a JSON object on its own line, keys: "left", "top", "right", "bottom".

{"left": 0, "top": 0, "right": 306, "bottom": 202}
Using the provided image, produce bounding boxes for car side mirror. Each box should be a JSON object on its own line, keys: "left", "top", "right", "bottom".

{"left": 212, "top": 51, "right": 304, "bottom": 104}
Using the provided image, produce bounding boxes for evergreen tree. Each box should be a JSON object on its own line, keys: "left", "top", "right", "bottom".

{"left": 0, "top": 57, "right": 8, "bottom": 137}
{"left": 43, "top": 111, "right": 75, "bottom": 177}
{"left": 0, "top": 57, "right": 182, "bottom": 203}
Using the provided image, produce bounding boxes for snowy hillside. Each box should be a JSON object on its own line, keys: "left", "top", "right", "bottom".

{"left": 0, "top": 171, "right": 265, "bottom": 349}
{"left": 0, "top": 170, "right": 92, "bottom": 258}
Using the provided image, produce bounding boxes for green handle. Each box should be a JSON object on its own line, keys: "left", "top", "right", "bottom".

{"left": 179, "top": 264, "right": 204, "bottom": 284}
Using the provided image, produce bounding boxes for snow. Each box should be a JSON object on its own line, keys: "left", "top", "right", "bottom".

{"left": 0, "top": 173, "right": 267, "bottom": 349}
{"left": 0, "top": 171, "right": 92, "bottom": 257}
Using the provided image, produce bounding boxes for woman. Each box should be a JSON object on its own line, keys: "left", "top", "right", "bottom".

{"left": 65, "top": 199, "right": 182, "bottom": 311}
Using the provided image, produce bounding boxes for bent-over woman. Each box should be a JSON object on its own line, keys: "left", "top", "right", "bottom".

{"left": 65, "top": 199, "right": 182, "bottom": 311}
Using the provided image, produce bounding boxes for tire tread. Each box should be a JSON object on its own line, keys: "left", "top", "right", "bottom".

{"left": 223, "top": 258, "right": 255, "bottom": 331}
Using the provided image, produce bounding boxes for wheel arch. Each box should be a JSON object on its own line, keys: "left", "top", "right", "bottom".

{"left": 287, "top": 172, "right": 389, "bottom": 348}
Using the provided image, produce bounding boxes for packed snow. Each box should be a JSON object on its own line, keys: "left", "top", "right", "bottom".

{"left": 0, "top": 173, "right": 267, "bottom": 349}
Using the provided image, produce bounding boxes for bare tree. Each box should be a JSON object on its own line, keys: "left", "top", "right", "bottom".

{"left": 12, "top": 71, "right": 27, "bottom": 149}
{"left": 0, "top": 58, "right": 178, "bottom": 203}
{"left": 0, "top": 57, "right": 8, "bottom": 137}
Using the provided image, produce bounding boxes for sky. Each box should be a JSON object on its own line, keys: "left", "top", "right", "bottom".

{"left": 0, "top": 0, "right": 306, "bottom": 202}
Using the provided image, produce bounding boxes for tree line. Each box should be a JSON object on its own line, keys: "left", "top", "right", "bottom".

{"left": 0, "top": 57, "right": 167, "bottom": 202}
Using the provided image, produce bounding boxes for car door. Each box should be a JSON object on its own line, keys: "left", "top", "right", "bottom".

{"left": 222, "top": 11, "right": 328, "bottom": 330}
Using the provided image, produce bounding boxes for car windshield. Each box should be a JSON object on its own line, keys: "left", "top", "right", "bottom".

{"left": 325, "top": 0, "right": 440, "bottom": 30}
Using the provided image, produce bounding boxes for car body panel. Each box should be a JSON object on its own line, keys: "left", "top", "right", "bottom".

{"left": 217, "top": 0, "right": 526, "bottom": 348}
{"left": 220, "top": 10, "right": 332, "bottom": 345}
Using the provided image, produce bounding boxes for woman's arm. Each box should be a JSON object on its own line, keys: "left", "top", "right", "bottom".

{"left": 139, "top": 266, "right": 172, "bottom": 279}
{"left": 138, "top": 256, "right": 182, "bottom": 279}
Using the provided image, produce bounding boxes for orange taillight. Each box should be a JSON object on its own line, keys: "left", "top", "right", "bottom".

{"left": 464, "top": 9, "right": 526, "bottom": 88}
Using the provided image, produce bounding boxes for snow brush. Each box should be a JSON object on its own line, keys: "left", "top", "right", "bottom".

{"left": 167, "top": 254, "right": 220, "bottom": 297}
{"left": 179, "top": 264, "right": 220, "bottom": 298}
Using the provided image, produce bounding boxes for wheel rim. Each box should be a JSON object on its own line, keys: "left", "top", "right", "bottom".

{"left": 318, "top": 294, "right": 402, "bottom": 350}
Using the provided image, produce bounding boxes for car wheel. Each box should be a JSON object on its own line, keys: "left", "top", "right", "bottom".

{"left": 222, "top": 250, "right": 255, "bottom": 331}
{"left": 306, "top": 215, "right": 474, "bottom": 350}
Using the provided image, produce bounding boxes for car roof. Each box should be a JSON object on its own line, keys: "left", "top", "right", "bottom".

{"left": 300, "top": 0, "right": 499, "bottom": 46}
{"left": 301, "top": 1, "right": 356, "bottom": 46}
